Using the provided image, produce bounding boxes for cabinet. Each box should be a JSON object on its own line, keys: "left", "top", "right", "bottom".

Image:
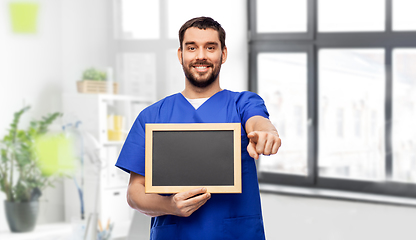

{"left": 62, "top": 93, "right": 152, "bottom": 239}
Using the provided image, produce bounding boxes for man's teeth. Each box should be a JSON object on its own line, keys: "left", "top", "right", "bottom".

{"left": 195, "top": 66, "right": 207, "bottom": 69}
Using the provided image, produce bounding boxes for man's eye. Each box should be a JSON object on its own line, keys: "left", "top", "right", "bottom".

{"left": 188, "top": 47, "right": 196, "bottom": 51}
{"left": 207, "top": 46, "right": 215, "bottom": 50}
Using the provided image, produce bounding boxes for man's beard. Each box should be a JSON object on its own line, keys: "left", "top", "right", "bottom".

{"left": 182, "top": 58, "right": 222, "bottom": 88}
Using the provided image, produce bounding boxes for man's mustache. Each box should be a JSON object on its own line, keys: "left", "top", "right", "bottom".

{"left": 190, "top": 61, "right": 213, "bottom": 67}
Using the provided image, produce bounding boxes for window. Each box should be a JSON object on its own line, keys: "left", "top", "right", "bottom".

{"left": 392, "top": 0, "right": 416, "bottom": 31}
{"left": 249, "top": 0, "right": 416, "bottom": 198}
{"left": 319, "top": 49, "right": 385, "bottom": 181}
{"left": 114, "top": 0, "right": 248, "bottom": 100}
{"left": 256, "top": 0, "right": 307, "bottom": 33}
{"left": 318, "top": 0, "right": 385, "bottom": 32}
{"left": 118, "top": 53, "right": 157, "bottom": 100}
{"left": 257, "top": 53, "right": 308, "bottom": 176}
{"left": 392, "top": 49, "right": 416, "bottom": 183}
{"left": 119, "top": 0, "right": 160, "bottom": 39}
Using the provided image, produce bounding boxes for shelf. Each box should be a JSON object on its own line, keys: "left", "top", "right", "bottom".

{"left": 70, "top": 92, "right": 153, "bottom": 103}
{"left": 62, "top": 93, "right": 144, "bottom": 239}
{"left": 102, "top": 140, "right": 125, "bottom": 146}
{"left": 99, "top": 93, "right": 152, "bottom": 103}
{"left": 0, "top": 222, "right": 72, "bottom": 240}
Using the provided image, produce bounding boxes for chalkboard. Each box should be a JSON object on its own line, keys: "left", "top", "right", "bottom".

{"left": 145, "top": 123, "right": 241, "bottom": 193}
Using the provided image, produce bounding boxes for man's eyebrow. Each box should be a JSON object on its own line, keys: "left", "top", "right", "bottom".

{"left": 206, "top": 42, "right": 219, "bottom": 46}
{"left": 184, "top": 41, "right": 219, "bottom": 46}
{"left": 184, "top": 41, "right": 196, "bottom": 46}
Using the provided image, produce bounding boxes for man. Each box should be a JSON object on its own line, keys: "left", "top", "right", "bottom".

{"left": 116, "top": 17, "right": 281, "bottom": 240}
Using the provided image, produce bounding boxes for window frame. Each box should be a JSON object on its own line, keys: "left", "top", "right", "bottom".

{"left": 248, "top": 0, "right": 315, "bottom": 40}
{"left": 249, "top": 0, "right": 416, "bottom": 199}
{"left": 250, "top": 43, "right": 317, "bottom": 187}
{"left": 112, "top": 0, "right": 178, "bottom": 101}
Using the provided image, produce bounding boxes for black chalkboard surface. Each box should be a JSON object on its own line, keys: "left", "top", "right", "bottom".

{"left": 145, "top": 123, "right": 241, "bottom": 193}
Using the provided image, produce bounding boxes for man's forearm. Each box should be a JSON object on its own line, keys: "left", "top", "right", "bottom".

{"left": 127, "top": 175, "right": 174, "bottom": 217}
{"left": 245, "top": 115, "right": 278, "bottom": 134}
{"left": 127, "top": 172, "right": 211, "bottom": 217}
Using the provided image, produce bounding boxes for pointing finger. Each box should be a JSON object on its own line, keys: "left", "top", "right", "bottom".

{"left": 247, "top": 132, "right": 259, "bottom": 142}
{"left": 247, "top": 142, "right": 259, "bottom": 160}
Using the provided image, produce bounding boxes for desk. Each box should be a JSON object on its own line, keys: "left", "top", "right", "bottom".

{"left": 0, "top": 222, "right": 72, "bottom": 240}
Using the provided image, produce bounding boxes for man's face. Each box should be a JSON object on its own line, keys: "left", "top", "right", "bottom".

{"left": 178, "top": 27, "right": 227, "bottom": 88}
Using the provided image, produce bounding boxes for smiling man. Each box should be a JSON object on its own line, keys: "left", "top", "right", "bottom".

{"left": 116, "top": 17, "right": 281, "bottom": 240}
{"left": 179, "top": 25, "right": 226, "bottom": 92}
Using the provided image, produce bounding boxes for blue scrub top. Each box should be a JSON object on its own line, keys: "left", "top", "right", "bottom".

{"left": 116, "top": 90, "right": 268, "bottom": 240}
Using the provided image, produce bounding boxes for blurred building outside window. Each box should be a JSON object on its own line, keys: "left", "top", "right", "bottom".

{"left": 256, "top": 0, "right": 307, "bottom": 33}
{"left": 392, "top": 0, "right": 416, "bottom": 31}
{"left": 250, "top": 0, "right": 416, "bottom": 198}
{"left": 318, "top": 0, "right": 385, "bottom": 32}
{"left": 257, "top": 53, "right": 308, "bottom": 176}
{"left": 318, "top": 49, "right": 385, "bottom": 181}
{"left": 392, "top": 49, "right": 416, "bottom": 183}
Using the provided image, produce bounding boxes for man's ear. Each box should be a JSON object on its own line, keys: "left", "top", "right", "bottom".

{"left": 221, "top": 46, "right": 228, "bottom": 64}
{"left": 177, "top": 47, "right": 183, "bottom": 65}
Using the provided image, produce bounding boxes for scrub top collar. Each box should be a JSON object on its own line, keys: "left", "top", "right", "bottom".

{"left": 179, "top": 89, "right": 227, "bottom": 112}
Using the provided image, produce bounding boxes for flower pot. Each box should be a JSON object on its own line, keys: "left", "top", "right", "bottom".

{"left": 77, "top": 80, "right": 119, "bottom": 94}
{"left": 4, "top": 200, "right": 39, "bottom": 232}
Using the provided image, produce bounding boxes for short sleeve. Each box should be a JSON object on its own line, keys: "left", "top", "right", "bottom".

{"left": 236, "top": 91, "right": 269, "bottom": 127}
{"left": 115, "top": 113, "right": 147, "bottom": 176}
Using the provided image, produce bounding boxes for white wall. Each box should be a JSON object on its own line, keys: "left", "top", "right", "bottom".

{"left": 0, "top": 0, "right": 64, "bottom": 231}
{"left": 0, "top": 0, "right": 63, "bottom": 138}
{"left": 0, "top": 0, "right": 110, "bottom": 232}
{"left": 261, "top": 192, "right": 416, "bottom": 240}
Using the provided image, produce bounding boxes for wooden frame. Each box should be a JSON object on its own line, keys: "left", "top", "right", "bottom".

{"left": 145, "top": 123, "right": 241, "bottom": 193}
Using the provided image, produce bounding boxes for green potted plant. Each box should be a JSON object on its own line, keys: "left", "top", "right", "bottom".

{"left": 82, "top": 67, "right": 107, "bottom": 81}
{"left": 77, "top": 67, "right": 118, "bottom": 94}
{"left": 0, "top": 106, "right": 63, "bottom": 232}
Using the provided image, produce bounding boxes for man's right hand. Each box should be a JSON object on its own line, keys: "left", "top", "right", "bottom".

{"left": 127, "top": 172, "right": 211, "bottom": 217}
{"left": 170, "top": 188, "right": 211, "bottom": 217}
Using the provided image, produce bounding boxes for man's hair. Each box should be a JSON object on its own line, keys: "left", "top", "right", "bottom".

{"left": 179, "top": 16, "right": 226, "bottom": 50}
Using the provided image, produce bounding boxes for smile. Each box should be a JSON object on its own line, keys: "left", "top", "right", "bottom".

{"left": 193, "top": 65, "right": 210, "bottom": 72}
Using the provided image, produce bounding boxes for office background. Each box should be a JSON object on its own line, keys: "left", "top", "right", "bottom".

{"left": 1, "top": 0, "right": 416, "bottom": 239}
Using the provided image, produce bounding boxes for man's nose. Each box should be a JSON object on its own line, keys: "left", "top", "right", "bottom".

{"left": 196, "top": 48, "right": 207, "bottom": 60}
